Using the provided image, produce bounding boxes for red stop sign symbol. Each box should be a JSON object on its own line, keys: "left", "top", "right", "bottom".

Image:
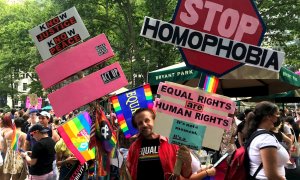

{"left": 172, "top": 0, "right": 266, "bottom": 76}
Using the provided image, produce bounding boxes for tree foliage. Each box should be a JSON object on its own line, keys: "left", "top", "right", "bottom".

{"left": 0, "top": 0, "right": 299, "bottom": 107}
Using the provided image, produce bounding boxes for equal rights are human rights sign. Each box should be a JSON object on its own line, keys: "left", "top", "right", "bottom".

{"left": 153, "top": 82, "right": 236, "bottom": 150}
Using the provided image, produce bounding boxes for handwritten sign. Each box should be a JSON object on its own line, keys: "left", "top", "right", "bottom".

{"left": 155, "top": 99, "right": 232, "bottom": 130}
{"left": 169, "top": 119, "right": 206, "bottom": 150}
{"left": 158, "top": 82, "right": 236, "bottom": 115}
{"left": 153, "top": 110, "right": 224, "bottom": 150}
{"left": 153, "top": 82, "right": 236, "bottom": 150}
{"left": 29, "top": 7, "right": 90, "bottom": 60}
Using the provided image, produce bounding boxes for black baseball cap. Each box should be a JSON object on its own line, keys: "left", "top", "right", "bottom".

{"left": 29, "top": 124, "right": 49, "bottom": 133}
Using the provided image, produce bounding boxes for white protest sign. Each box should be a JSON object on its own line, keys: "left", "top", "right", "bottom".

{"left": 29, "top": 7, "right": 90, "bottom": 60}
{"left": 140, "top": 17, "right": 284, "bottom": 72}
{"left": 153, "top": 82, "right": 236, "bottom": 150}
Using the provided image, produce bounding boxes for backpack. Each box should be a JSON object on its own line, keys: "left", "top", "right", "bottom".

{"left": 224, "top": 130, "right": 272, "bottom": 180}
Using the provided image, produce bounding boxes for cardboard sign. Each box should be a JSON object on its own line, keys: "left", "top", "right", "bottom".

{"left": 36, "top": 34, "right": 114, "bottom": 89}
{"left": 153, "top": 82, "right": 236, "bottom": 150}
{"left": 111, "top": 84, "right": 154, "bottom": 138}
{"left": 26, "top": 95, "right": 42, "bottom": 109}
{"left": 154, "top": 110, "right": 224, "bottom": 150}
{"left": 29, "top": 7, "right": 90, "bottom": 60}
{"left": 48, "top": 62, "right": 128, "bottom": 117}
{"left": 155, "top": 99, "right": 232, "bottom": 130}
{"left": 140, "top": 17, "right": 284, "bottom": 72}
{"left": 158, "top": 82, "right": 236, "bottom": 115}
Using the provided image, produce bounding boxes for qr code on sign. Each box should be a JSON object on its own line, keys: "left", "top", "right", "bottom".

{"left": 95, "top": 43, "right": 108, "bottom": 56}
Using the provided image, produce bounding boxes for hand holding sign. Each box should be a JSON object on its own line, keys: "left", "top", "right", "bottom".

{"left": 174, "top": 145, "right": 192, "bottom": 177}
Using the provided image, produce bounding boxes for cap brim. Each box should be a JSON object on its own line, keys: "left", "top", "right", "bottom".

{"left": 40, "top": 129, "right": 50, "bottom": 133}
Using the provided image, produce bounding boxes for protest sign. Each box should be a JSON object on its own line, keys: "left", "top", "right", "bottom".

{"left": 36, "top": 34, "right": 114, "bottom": 89}
{"left": 169, "top": 119, "right": 206, "bottom": 150}
{"left": 171, "top": 0, "right": 270, "bottom": 76}
{"left": 155, "top": 98, "right": 232, "bottom": 130}
{"left": 158, "top": 82, "right": 236, "bottom": 115}
{"left": 29, "top": 7, "right": 90, "bottom": 60}
{"left": 153, "top": 82, "right": 236, "bottom": 150}
{"left": 57, "top": 112, "right": 95, "bottom": 164}
{"left": 153, "top": 110, "right": 224, "bottom": 150}
{"left": 26, "top": 95, "right": 42, "bottom": 109}
{"left": 111, "top": 84, "right": 154, "bottom": 138}
{"left": 140, "top": 17, "right": 284, "bottom": 73}
{"left": 48, "top": 62, "right": 128, "bottom": 117}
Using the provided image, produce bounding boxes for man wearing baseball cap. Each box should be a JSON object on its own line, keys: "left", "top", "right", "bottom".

{"left": 25, "top": 111, "right": 59, "bottom": 151}
{"left": 21, "top": 124, "right": 56, "bottom": 179}
{"left": 24, "top": 109, "right": 39, "bottom": 133}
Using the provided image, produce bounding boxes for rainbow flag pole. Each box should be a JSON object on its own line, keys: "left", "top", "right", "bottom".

{"left": 198, "top": 73, "right": 219, "bottom": 93}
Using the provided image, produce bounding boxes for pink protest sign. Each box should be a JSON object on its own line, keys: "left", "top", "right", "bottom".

{"left": 48, "top": 62, "right": 128, "bottom": 117}
{"left": 154, "top": 98, "right": 232, "bottom": 130}
{"left": 26, "top": 96, "right": 42, "bottom": 109}
{"left": 157, "top": 82, "right": 236, "bottom": 114}
{"left": 36, "top": 33, "right": 114, "bottom": 89}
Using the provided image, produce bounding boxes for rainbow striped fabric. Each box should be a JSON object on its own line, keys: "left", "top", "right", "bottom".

{"left": 96, "top": 109, "right": 117, "bottom": 154}
{"left": 57, "top": 112, "right": 95, "bottom": 164}
{"left": 11, "top": 126, "right": 19, "bottom": 151}
{"left": 111, "top": 84, "right": 153, "bottom": 138}
{"left": 198, "top": 74, "right": 219, "bottom": 93}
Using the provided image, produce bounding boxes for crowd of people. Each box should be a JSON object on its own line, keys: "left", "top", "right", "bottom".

{"left": 0, "top": 108, "right": 85, "bottom": 180}
{"left": 0, "top": 101, "right": 299, "bottom": 180}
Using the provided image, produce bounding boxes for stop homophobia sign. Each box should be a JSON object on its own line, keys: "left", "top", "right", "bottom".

{"left": 140, "top": 17, "right": 284, "bottom": 72}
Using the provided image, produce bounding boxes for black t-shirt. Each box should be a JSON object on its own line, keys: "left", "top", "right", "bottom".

{"left": 137, "top": 138, "right": 164, "bottom": 180}
{"left": 30, "top": 137, "right": 56, "bottom": 175}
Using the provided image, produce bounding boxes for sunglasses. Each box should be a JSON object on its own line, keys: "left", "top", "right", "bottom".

{"left": 39, "top": 116, "right": 46, "bottom": 119}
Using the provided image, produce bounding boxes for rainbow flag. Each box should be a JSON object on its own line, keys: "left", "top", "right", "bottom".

{"left": 96, "top": 109, "right": 117, "bottom": 154}
{"left": 111, "top": 84, "right": 153, "bottom": 138}
{"left": 11, "top": 126, "right": 19, "bottom": 151}
{"left": 57, "top": 112, "right": 95, "bottom": 164}
{"left": 198, "top": 74, "right": 219, "bottom": 93}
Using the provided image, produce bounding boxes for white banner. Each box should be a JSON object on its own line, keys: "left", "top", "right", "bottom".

{"left": 140, "top": 16, "right": 285, "bottom": 72}
{"left": 29, "top": 7, "right": 90, "bottom": 60}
